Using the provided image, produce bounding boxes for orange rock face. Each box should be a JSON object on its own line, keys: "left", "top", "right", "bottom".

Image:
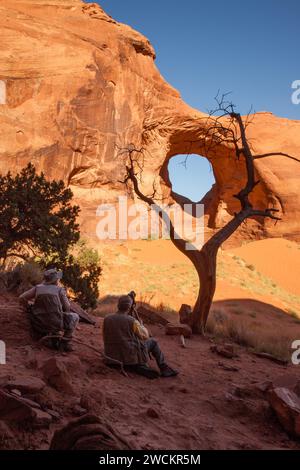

{"left": 0, "top": 0, "right": 299, "bottom": 245}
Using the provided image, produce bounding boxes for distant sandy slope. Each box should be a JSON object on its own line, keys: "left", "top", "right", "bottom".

{"left": 231, "top": 238, "right": 300, "bottom": 297}
{"left": 98, "top": 237, "right": 300, "bottom": 320}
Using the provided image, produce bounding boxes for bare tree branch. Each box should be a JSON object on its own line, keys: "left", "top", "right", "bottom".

{"left": 253, "top": 152, "right": 300, "bottom": 163}
{"left": 119, "top": 94, "right": 299, "bottom": 333}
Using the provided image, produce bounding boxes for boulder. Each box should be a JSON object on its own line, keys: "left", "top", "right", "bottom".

{"left": 3, "top": 376, "right": 46, "bottom": 395}
{"left": 267, "top": 387, "right": 300, "bottom": 437}
{"left": 178, "top": 304, "right": 192, "bottom": 325}
{"left": 69, "top": 301, "right": 96, "bottom": 325}
{"left": 137, "top": 305, "right": 169, "bottom": 326}
{"left": 41, "top": 357, "right": 74, "bottom": 393}
{"left": 0, "top": 389, "right": 52, "bottom": 427}
{"left": 0, "top": 1, "right": 299, "bottom": 245}
{"left": 50, "top": 414, "right": 132, "bottom": 450}
{"left": 165, "top": 323, "right": 192, "bottom": 338}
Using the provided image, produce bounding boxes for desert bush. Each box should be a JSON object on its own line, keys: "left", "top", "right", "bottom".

{"left": 44, "top": 239, "right": 102, "bottom": 310}
{"left": 0, "top": 260, "right": 43, "bottom": 293}
{"left": 0, "top": 163, "right": 80, "bottom": 262}
{"left": 0, "top": 164, "right": 102, "bottom": 308}
{"left": 15, "top": 261, "right": 43, "bottom": 288}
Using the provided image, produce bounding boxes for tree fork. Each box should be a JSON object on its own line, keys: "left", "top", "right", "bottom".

{"left": 121, "top": 99, "right": 297, "bottom": 334}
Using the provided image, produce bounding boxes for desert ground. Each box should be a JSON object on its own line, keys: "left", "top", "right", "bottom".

{"left": 0, "top": 237, "right": 300, "bottom": 450}
{"left": 98, "top": 237, "right": 300, "bottom": 323}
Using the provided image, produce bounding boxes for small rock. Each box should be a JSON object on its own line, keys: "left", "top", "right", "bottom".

{"left": 41, "top": 357, "right": 74, "bottom": 393}
{"left": 178, "top": 304, "right": 192, "bottom": 325}
{"left": 210, "top": 343, "right": 238, "bottom": 359}
{"left": 4, "top": 376, "right": 46, "bottom": 394}
{"left": 267, "top": 387, "right": 300, "bottom": 437}
{"left": 70, "top": 300, "right": 96, "bottom": 325}
{"left": 255, "top": 381, "right": 273, "bottom": 393}
{"left": 146, "top": 407, "right": 160, "bottom": 419}
{"left": 165, "top": 323, "right": 192, "bottom": 338}
{"left": 253, "top": 351, "right": 288, "bottom": 366}
{"left": 10, "top": 389, "right": 22, "bottom": 396}
{"left": 218, "top": 362, "right": 239, "bottom": 372}
{"left": 295, "top": 381, "right": 300, "bottom": 398}
{"left": 45, "top": 409, "right": 61, "bottom": 421}
{"left": 80, "top": 391, "right": 105, "bottom": 411}
{"left": 73, "top": 405, "right": 88, "bottom": 417}
{"left": 137, "top": 306, "right": 168, "bottom": 326}
{"left": 272, "top": 374, "right": 299, "bottom": 391}
{"left": 31, "top": 408, "right": 52, "bottom": 428}
{"left": 230, "top": 383, "right": 264, "bottom": 399}
{"left": 0, "top": 389, "right": 51, "bottom": 427}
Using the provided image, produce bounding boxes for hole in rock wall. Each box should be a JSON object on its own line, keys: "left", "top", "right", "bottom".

{"left": 167, "top": 154, "right": 215, "bottom": 202}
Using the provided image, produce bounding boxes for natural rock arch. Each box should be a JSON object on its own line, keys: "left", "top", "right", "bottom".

{"left": 0, "top": 0, "right": 299, "bottom": 245}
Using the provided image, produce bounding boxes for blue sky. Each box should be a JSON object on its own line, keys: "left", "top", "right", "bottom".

{"left": 90, "top": 0, "right": 300, "bottom": 201}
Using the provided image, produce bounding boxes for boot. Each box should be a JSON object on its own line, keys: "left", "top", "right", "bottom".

{"left": 160, "top": 364, "right": 179, "bottom": 378}
{"left": 62, "top": 338, "right": 74, "bottom": 352}
{"left": 51, "top": 337, "right": 61, "bottom": 350}
{"left": 127, "top": 364, "right": 160, "bottom": 379}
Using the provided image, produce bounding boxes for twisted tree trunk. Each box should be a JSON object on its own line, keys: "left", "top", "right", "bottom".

{"left": 122, "top": 105, "right": 287, "bottom": 334}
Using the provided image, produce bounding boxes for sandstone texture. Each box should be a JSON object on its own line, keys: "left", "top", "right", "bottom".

{"left": 267, "top": 387, "right": 300, "bottom": 437}
{"left": 0, "top": 0, "right": 299, "bottom": 244}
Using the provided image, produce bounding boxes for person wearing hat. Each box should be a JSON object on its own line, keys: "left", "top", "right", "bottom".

{"left": 19, "top": 268, "right": 79, "bottom": 351}
{"left": 103, "top": 294, "right": 178, "bottom": 378}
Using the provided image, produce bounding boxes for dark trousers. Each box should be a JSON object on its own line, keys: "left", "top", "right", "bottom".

{"left": 144, "top": 338, "right": 166, "bottom": 368}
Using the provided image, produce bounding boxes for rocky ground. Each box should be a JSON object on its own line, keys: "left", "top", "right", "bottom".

{"left": 0, "top": 292, "right": 300, "bottom": 450}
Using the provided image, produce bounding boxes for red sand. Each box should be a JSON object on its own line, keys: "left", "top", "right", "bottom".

{"left": 231, "top": 238, "right": 300, "bottom": 297}
{"left": 0, "top": 292, "right": 300, "bottom": 450}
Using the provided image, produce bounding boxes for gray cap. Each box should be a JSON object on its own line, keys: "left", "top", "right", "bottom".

{"left": 118, "top": 295, "right": 133, "bottom": 311}
{"left": 43, "top": 268, "right": 63, "bottom": 285}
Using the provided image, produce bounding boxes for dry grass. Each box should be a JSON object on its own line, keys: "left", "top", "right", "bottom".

{"left": 17, "top": 261, "right": 43, "bottom": 286}
{"left": 206, "top": 310, "right": 293, "bottom": 362}
{"left": 94, "top": 296, "right": 175, "bottom": 324}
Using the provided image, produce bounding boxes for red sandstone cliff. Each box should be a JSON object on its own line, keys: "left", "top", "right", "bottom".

{"left": 0, "top": 0, "right": 299, "bottom": 244}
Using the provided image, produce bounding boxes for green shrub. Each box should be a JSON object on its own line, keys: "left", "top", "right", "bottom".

{"left": 0, "top": 164, "right": 102, "bottom": 308}
{"left": 56, "top": 240, "right": 102, "bottom": 309}
{"left": 0, "top": 163, "right": 80, "bottom": 262}
{"left": 16, "top": 261, "right": 43, "bottom": 287}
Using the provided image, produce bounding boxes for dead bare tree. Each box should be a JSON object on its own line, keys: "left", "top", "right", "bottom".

{"left": 119, "top": 96, "right": 299, "bottom": 334}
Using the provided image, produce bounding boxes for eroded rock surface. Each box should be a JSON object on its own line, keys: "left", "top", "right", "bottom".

{"left": 0, "top": 0, "right": 299, "bottom": 244}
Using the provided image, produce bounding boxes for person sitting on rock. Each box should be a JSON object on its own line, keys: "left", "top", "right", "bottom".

{"left": 19, "top": 268, "right": 79, "bottom": 352}
{"left": 103, "top": 294, "right": 178, "bottom": 378}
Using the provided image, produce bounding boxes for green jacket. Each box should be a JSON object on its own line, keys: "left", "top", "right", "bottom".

{"left": 103, "top": 312, "right": 148, "bottom": 365}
